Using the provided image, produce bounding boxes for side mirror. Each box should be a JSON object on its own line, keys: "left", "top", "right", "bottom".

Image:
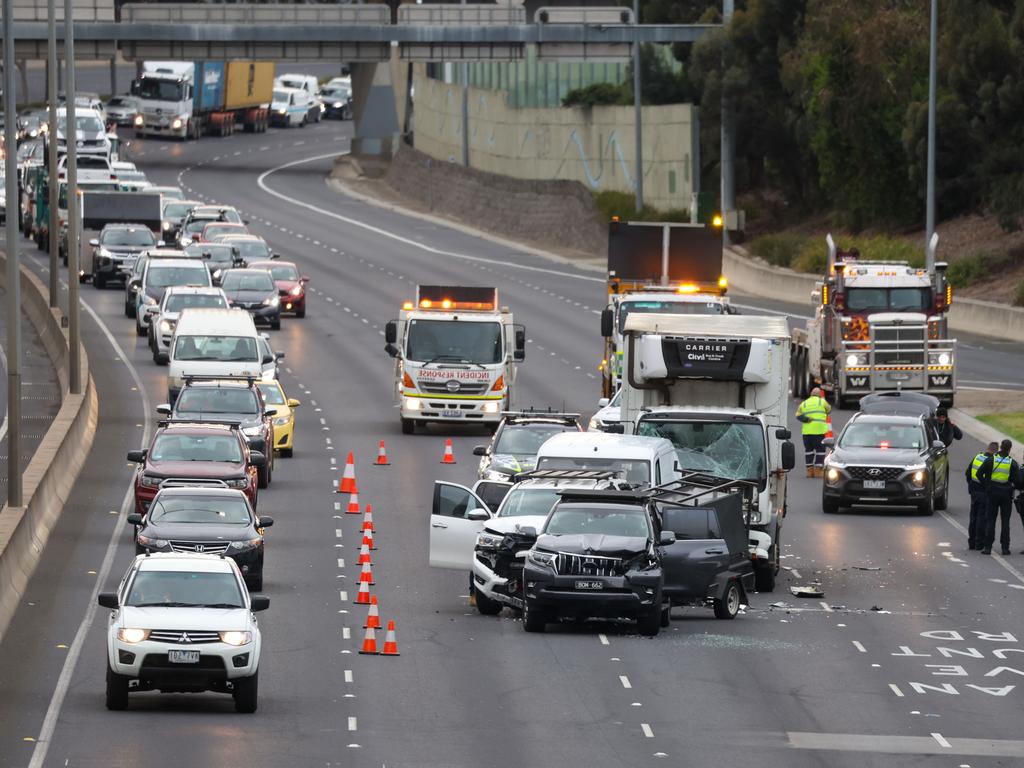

{"left": 384, "top": 320, "right": 397, "bottom": 345}
{"left": 384, "top": 343, "right": 399, "bottom": 359}
{"left": 275, "top": 351, "right": 285, "bottom": 361}
{"left": 775, "top": 427, "right": 792, "bottom": 440}
{"left": 781, "top": 440, "right": 796, "bottom": 471}
{"left": 604, "top": 423, "right": 625, "bottom": 434}
{"left": 262, "top": 354, "right": 273, "bottom": 365}
{"left": 600, "top": 308, "right": 614, "bottom": 338}
{"left": 932, "top": 440, "right": 946, "bottom": 451}
{"left": 129, "top": 278, "right": 141, "bottom": 289}
{"left": 659, "top": 530, "right": 677, "bottom": 546}
{"left": 301, "top": 276, "right": 310, "bottom": 283}
{"left": 89, "top": 238, "right": 99, "bottom": 247}
{"left": 249, "top": 451, "right": 266, "bottom": 468}
{"left": 519, "top": 526, "right": 538, "bottom": 540}
{"left": 264, "top": 408, "right": 277, "bottom": 418}
{"left": 472, "top": 446, "right": 488, "bottom": 457}
{"left": 250, "top": 595, "right": 270, "bottom": 611}
{"left": 270, "top": 252, "right": 280, "bottom": 260}
{"left": 126, "top": 513, "right": 143, "bottom": 526}
{"left": 258, "top": 516, "right": 274, "bottom": 528}
{"left": 156, "top": 404, "right": 171, "bottom": 416}
{"left": 466, "top": 508, "right": 490, "bottom": 522}
{"left": 126, "top": 449, "right": 147, "bottom": 463}
{"left": 97, "top": 593, "right": 119, "bottom": 609}
{"left": 821, "top": 437, "right": 835, "bottom": 449}
{"left": 514, "top": 326, "right": 526, "bottom": 362}
{"left": 287, "top": 398, "right": 301, "bottom": 408}
{"left": 597, "top": 397, "right": 610, "bottom": 408}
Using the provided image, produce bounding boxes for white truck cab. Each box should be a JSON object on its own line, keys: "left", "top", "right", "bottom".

{"left": 385, "top": 286, "right": 525, "bottom": 434}
{"left": 534, "top": 431, "right": 679, "bottom": 487}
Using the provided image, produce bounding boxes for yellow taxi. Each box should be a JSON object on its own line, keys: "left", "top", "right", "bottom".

{"left": 257, "top": 380, "right": 301, "bottom": 458}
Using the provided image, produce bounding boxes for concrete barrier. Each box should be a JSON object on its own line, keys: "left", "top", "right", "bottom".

{"left": 0, "top": 258, "right": 98, "bottom": 644}
{"left": 724, "top": 246, "right": 1024, "bottom": 340}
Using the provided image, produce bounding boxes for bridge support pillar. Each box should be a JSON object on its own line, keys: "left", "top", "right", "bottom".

{"left": 350, "top": 60, "right": 400, "bottom": 160}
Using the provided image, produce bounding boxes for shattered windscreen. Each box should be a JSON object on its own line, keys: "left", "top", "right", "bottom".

{"left": 637, "top": 419, "right": 767, "bottom": 488}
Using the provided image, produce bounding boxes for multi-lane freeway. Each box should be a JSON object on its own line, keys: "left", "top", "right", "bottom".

{"left": 3, "top": 119, "right": 1024, "bottom": 768}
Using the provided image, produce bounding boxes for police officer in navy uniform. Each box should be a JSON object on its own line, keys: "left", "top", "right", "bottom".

{"left": 965, "top": 442, "right": 997, "bottom": 550}
{"left": 977, "top": 439, "right": 1022, "bottom": 555}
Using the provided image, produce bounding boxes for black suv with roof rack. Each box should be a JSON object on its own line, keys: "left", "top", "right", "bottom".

{"left": 521, "top": 474, "right": 756, "bottom": 636}
{"left": 474, "top": 410, "right": 582, "bottom": 481}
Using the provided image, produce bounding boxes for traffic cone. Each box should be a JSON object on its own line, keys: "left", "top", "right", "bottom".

{"left": 362, "top": 528, "right": 377, "bottom": 551}
{"left": 338, "top": 452, "right": 357, "bottom": 494}
{"left": 357, "top": 542, "right": 372, "bottom": 565}
{"left": 361, "top": 504, "right": 376, "bottom": 534}
{"left": 346, "top": 491, "right": 361, "bottom": 515}
{"left": 825, "top": 415, "right": 834, "bottom": 439}
{"left": 358, "top": 624, "right": 379, "bottom": 655}
{"left": 358, "top": 561, "right": 375, "bottom": 585}
{"left": 374, "top": 440, "right": 391, "bottom": 466}
{"left": 363, "top": 595, "right": 381, "bottom": 629}
{"left": 353, "top": 580, "right": 372, "bottom": 605}
{"left": 441, "top": 439, "right": 456, "bottom": 464}
{"left": 381, "top": 620, "right": 400, "bottom": 656}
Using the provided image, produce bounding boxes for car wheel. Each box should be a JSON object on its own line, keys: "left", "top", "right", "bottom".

{"left": 135, "top": 317, "right": 146, "bottom": 337}
{"left": 659, "top": 603, "right": 671, "bottom": 627}
{"left": 105, "top": 665, "right": 130, "bottom": 711}
{"left": 270, "top": 318, "right": 281, "bottom": 331}
{"left": 280, "top": 447, "right": 293, "bottom": 458}
{"left": 935, "top": 479, "right": 949, "bottom": 511}
{"left": 474, "top": 585, "right": 502, "bottom": 616}
{"left": 401, "top": 418, "right": 414, "bottom": 435}
{"left": 714, "top": 581, "right": 741, "bottom": 620}
{"left": 124, "top": 299, "right": 134, "bottom": 318}
{"left": 918, "top": 485, "right": 935, "bottom": 516}
{"left": 637, "top": 607, "right": 661, "bottom": 637}
{"left": 522, "top": 601, "right": 546, "bottom": 633}
{"left": 822, "top": 498, "right": 840, "bottom": 514}
{"left": 94, "top": 274, "right": 106, "bottom": 290}
{"left": 257, "top": 464, "right": 269, "bottom": 489}
{"left": 233, "top": 671, "right": 259, "bottom": 714}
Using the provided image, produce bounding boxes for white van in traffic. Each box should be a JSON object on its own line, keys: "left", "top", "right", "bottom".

{"left": 534, "top": 431, "right": 680, "bottom": 486}
{"left": 166, "top": 308, "right": 262, "bottom": 402}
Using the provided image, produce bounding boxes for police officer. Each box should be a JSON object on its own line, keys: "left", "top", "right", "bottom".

{"left": 795, "top": 387, "right": 831, "bottom": 478}
{"left": 977, "top": 439, "right": 1021, "bottom": 555}
{"left": 965, "top": 442, "right": 997, "bottom": 550}
{"left": 935, "top": 408, "right": 963, "bottom": 447}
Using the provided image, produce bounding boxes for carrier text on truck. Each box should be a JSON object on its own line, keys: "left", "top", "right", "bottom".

{"left": 385, "top": 287, "right": 526, "bottom": 434}
{"left": 618, "top": 314, "right": 796, "bottom": 592}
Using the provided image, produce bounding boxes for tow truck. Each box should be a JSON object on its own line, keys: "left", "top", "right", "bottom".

{"left": 385, "top": 286, "right": 526, "bottom": 434}
{"left": 599, "top": 218, "right": 731, "bottom": 398}
{"left": 791, "top": 234, "right": 956, "bottom": 407}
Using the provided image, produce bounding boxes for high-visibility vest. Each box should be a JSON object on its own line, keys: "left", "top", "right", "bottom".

{"left": 970, "top": 453, "right": 988, "bottom": 481}
{"left": 797, "top": 396, "right": 830, "bottom": 435}
{"left": 991, "top": 455, "right": 1013, "bottom": 484}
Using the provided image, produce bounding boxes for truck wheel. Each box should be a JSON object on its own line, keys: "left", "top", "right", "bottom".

{"left": 637, "top": 607, "right": 661, "bottom": 637}
{"left": 401, "top": 418, "right": 414, "bottom": 435}
{"left": 474, "top": 585, "right": 502, "bottom": 616}
{"left": 522, "top": 601, "right": 546, "bottom": 633}
{"left": 105, "top": 665, "right": 130, "bottom": 711}
{"left": 713, "top": 582, "right": 741, "bottom": 620}
{"left": 233, "top": 671, "right": 259, "bottom": 713}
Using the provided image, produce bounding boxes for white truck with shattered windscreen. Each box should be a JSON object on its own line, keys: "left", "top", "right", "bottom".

{"left": 617, "top": 314, "right": 796, "bottom": 592}
{"left": 385, "top": 286, "right": 526, "bottom": 434}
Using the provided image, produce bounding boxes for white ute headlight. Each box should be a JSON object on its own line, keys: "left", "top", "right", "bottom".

{"left": 219, "top": 630, "right": 252, "bottom": 646}
{"left": 117, "top": 628, "right": 150, "bottom": 644}
{"left": 404, "top": 397, "right": 421, "bottom": 411}
{"left": 476, "top": 531, "right": 503, "bottom": 549}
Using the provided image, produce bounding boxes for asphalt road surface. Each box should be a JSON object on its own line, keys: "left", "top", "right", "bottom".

{"left": 3, "top": 121, "right": 1024, "bottom": 768}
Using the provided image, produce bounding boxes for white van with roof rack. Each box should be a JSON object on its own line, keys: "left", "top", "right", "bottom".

{"left": 166, "top": 308, "right": 262, "bottom": 402}
{"left": 534, "top": 431, "right": 680, "bottom": 487}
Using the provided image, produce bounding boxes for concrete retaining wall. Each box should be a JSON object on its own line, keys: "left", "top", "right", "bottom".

{"left": 412, "top": 68, "right": 697, "bottom": 212}
{"left": 723, "top": 246, "right": 1024, "bottom": 340}
{"left": 0, "top": 261, "right": 98, "bottom": 644}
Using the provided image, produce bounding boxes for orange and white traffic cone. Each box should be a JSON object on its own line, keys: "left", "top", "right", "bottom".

{"left": 338, "top": 451, "right": 357, "bottom": 494}
{"left": 357, "top": 542, "right": 372, "bottom": 565}
{"left": 374, "top": 440, "right": 391, "bottom": 466}
{"left": 358, "top": 561, "right": 375, "bottom": 586}
{"left": 346, "top": 490, "right": 361, "bottom": 515}
{"left": 358, "top": 624, "right": 379, "bottom": 655}
{"left": 381, "top": 620, "right": 400, "bottom": 656}
{"left": 353, "top": 580, "right": 372, "bottom": 605}
{"left": 361, "top": 504, "right": 376, "bottom": 534}
{"left": 825, "top": 415, "right": 834, "bottom": 439}
{"left": 362, "top": 528, "right": 377, "bottom": 551}
{"left": 440, "top": 439, "right": 456, "bottom": 465}
{"left": 363, "top": 595, "right": 381, "bottom": 629}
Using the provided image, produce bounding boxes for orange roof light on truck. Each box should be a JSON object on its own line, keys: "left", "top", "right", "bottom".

{"left": 413, "top": 286, "right": 498, "bottom": 312}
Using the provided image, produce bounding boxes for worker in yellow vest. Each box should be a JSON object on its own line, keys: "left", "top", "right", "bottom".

{"left": 795, "top": 387, "right": 831, "bottom": 478}
{"left": 977, "top": 439, "right": 1022, "bottom": 555}
{"left": 965, "top": 442, "right": 997, "bottom": 550}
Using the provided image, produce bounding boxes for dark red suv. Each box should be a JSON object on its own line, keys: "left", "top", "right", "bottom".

{"left": 128, "top": 422, "right": 263, "bottom": 514}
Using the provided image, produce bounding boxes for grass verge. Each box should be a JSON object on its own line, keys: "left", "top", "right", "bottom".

{"left": 977, "top": 412, "right": 1024, "bottom": 445}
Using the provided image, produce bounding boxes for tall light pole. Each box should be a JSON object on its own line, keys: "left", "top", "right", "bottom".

{"left": 3, "top": 0, "right": 24, "bottom": 506}
{"left": 925, "top": 0, "right": 937, "bottom": 270}
{"left": 47, "top": 0, "right": 59, "bottom": 307}
{"left": 632, "top": 0, "right": 644, "bottom": 212}
{"left": 720, "top": 0, "right": 735, "bottom": 244}
{"left": 64, "top": 0, "right": 82, "bottom": 394}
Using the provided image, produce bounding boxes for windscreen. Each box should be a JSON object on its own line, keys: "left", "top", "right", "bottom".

{"left": 273, "top": 89, "right": 290, "bottom": 103}
{"left": 176, "top": 387, "right": 259, "bottom": 415}
{"left": 536, "top": 456, "right": 649, "bottom": 484}
{"left": 222, "top": 272, "right": 274, "bottom": 292}
{"left": 495, "top": 424, "right": 573, "bottom": 456}
{"left": 126, "top": 570, "right": 243, "bottom": 608}
{"left": 228, "top": 240, "right": 271, "bottom": 261}
{"left": 497, "top": 488, "right": 559, "bottom": 518}
{"left": 102, "top": 228, "right": 155, "bottom": 247}
{"left": 150, "top": 433, "right": 244, "bottom": 463}
{"left": 257, "top": 383, "right": 286, "bottom": 405}
{"left": 845, "top": 288, "right": 931, "bottom": 313}
{"left": 187, "top": 244, "right": 234, "bottom": 264}
{"left": 195, "top": 208, "right": 242, "bottom": 224}
{"left": 266, "top": 265, "right": 298, "bottom": 281}
{"left": 839, "top": 421, "right": 924, "bottom": 450}
{"left": 204, "top": 224, "right": 247, "bottom": 239}
{"left": 165, "top": 293, "right": 226, "bottom": 312}
{"left": 164, "top": 202, "right": 197, "bottom": 220}
{"left": 137, "top": 79, "right": 185, "bottom": 102}
{"left": 636, "top": 419, "right": 767, "bottom": 486}
{"left": 148, "top": 495, "right": 251, "bottom": 525}
{"left": 545, "top": 505, "right": 649, "bottom": 537}
{"left": 618, "top": 299, "right": 726, "bottom": 333}
{"left": 173, "top": 335, "right": 258, "bottom": 362}
{"left": 406, "top": 319, "right": 503, "bottom": 365}
{"left": 57, "top": 115, "right": 104, "bottom": 134}
{"left": 147, "top": 265, "right": 209, "bottom": 289}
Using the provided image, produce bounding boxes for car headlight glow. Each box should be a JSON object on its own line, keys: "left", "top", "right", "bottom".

{"left": 289, "top": 285, "right": 303, "bottom": 296}
{"left": 219, "top": 630, "right": 252, "bottom": 646}
{"left": 278, "top": 108, "right": 287, "bottom": 115}
{"left": 476, "top": 531, "right": 504, "bottom": 549}
{"left": 588, "top": 417, "right": 603, "bottom": 430}
{"left": 159, "top": 320, "right": 172, "bottom": 333}
{"left": 162, "top": 220, "right": 171, "bottom": 231}
{"left": 929, "top": 351, "right": 952, "bottom": 366}
{"left": 911, "top": 470, "right": 927, "bottom": 487}
{"left": 482, "top": 402, "right": 500, "bottom": 414}
{"left": 826, "top": 467, "right": 841, "bottom": 483}
{"left": 241, "top": 425, "right": 262, "bottom": 437}
{"left": 117, "top": 628, "right": 150, "bottom": 644}
{"left": 404, "top": 397, "right": 421, "bottom": 411}
{"left": 332, "top": 101, "right": 343, "bottom": 108}
{"left": 264, "top": 296, "right": 280, "bottom": 307}
{"left": 527, "top": 550, "right": 556, "bottom": 568}
{"left": 273, "top": 415, "right": 290, "bottom": 427}
{"left": 171, "top": 118, "right": 183, "bottom": 130}
{"left": 845, "top": 353, "right": 867, "bottom": 367}
{"left": 134, "top": 115, "right": 144, "bottom": 126}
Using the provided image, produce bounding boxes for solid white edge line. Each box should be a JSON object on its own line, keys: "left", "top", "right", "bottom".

{"left": 28, "top": 259, "right": 153, "bottom": 768}
{"left": 938, "top": 509, "right": 1024, "bottom": 585}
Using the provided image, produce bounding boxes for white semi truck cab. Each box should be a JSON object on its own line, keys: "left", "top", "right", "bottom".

{"left": 385, "top": 286, "right": 525, "bottom": 434}
{"left": 619, "top": 313, "right": 796, "bottom": 592}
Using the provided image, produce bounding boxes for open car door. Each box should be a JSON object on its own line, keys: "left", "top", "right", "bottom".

{"left": 429, "top": 481, "right": 492, "bottom": 570}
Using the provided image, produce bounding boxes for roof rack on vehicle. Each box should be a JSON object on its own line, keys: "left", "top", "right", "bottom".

{"left": 645, "top": 472, "right": 757, "bottom": 508}
{"left": 158, "top": 418, "right": 243, "bottom": 428}
{"left": 157, "top": 478, "right": 231, "bottom": 489}
{"left": 513, "top": 469, "right": 621, "bottom": 481}
{"left": 181, "top": 374, "right": 258, "bottom": 386}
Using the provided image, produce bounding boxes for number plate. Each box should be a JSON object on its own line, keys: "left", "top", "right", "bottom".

{"left": 863, "top": 479, "right": 886, "bottom": 490}
{"left": 441, "top": 410, "right": 462, "bottom": 418}
{"left": 168, "top": 650, "right": 200, "bottom": 664}
{"left": 575, "top": 580, "right": 604, "bottom": 590}
{"left": 888, "top": 372, "right": 912, "bottom": 381}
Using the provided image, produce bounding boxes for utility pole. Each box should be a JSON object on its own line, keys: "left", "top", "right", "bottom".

{"left": 460, "top": 0, "right": 470, "bottom": 167}
{"left": 47, "top": 0, "right": 59, "bottom": 307}
{"left": 925, "top": 0, "right": 937, "bottom": 270}
{"left": 64, "top": 0, "right": 82, "bottom": 395}
{"left": 3, "top": 0, "right": 24, "bottom": 506}
{"left": 720, "top": 0, "right": 735, "bottom": 245}
{"left": 632, "top": 0, "right": 643, "bottom": 212}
